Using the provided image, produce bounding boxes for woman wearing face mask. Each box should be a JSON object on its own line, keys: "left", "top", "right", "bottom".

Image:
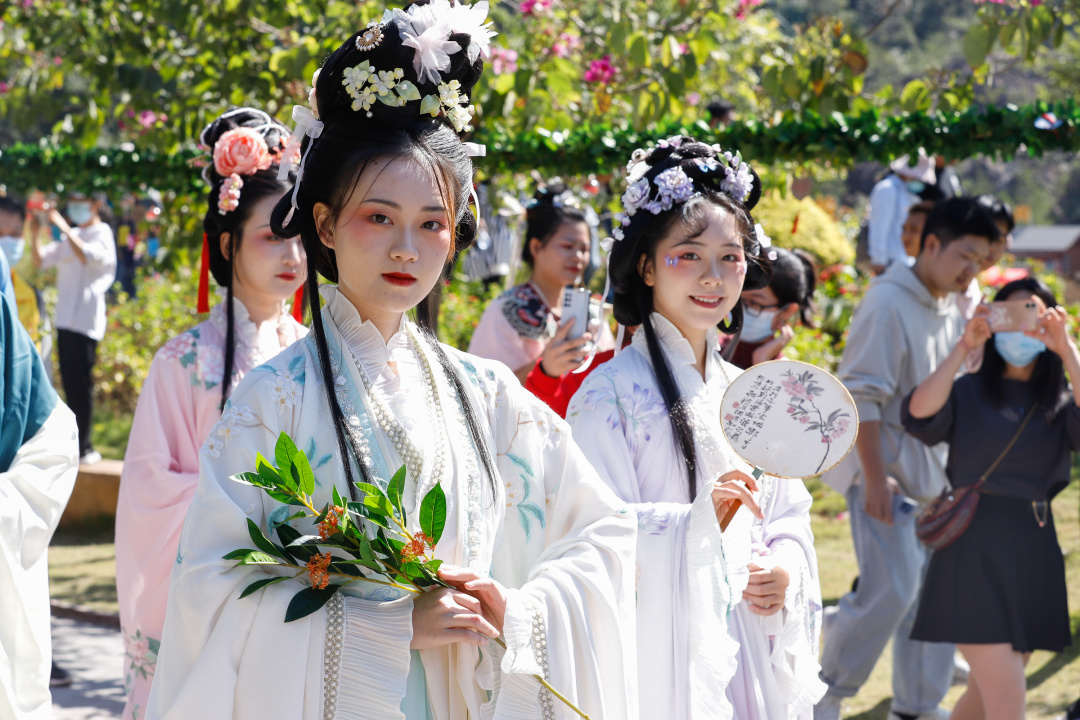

{"left": 729, "top": 246, "right": 817, "bottom": 369}
{"left": 469, "top": 184, "right": 614, "bottom": 385}
{"left": 113, "top": 107, "right": 308, "bottom": 720}
{"left": 903, "top": 277, "right": 1077, "bottom": 720}
{"left": 30, "top": 191, "right": 117, "bottom": 463}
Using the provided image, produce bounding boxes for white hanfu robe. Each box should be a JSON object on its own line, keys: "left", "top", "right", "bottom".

{"left": 725, "top": 475, "right": 826, "bottom": 720}
{"left": 566, "top": 313, "right": 754, "bottom": 720}
{"left": 0, "top": 292, "right": 79, "bottom": 720}
{"left": 147, "top": 286, "right": 637, "bottom": 720}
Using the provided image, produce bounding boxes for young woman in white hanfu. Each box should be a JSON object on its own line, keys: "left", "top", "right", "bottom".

{"left": 113, "top": 107, "right": 308, "bottom": 720}
{"left": 146, "top": 5, "right": 636, "bottom": 720}
{"left": 566, "top": 136, "right": 825, "bottom": 720}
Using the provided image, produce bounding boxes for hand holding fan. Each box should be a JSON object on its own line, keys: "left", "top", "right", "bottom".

{"left": 718, "top": 359, "right": 859, "bottom": 529}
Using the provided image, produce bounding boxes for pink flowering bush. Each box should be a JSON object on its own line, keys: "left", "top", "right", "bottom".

{"left": 519, "top": 0, "right": 552, "bottom": 16}
{"left": 490, "top": 47, "right": 519, "bottom": 76}
{"left": 584, "top": 55, "right": 617, "bottom": 84}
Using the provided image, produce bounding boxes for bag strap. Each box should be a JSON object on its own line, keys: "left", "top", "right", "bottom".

{"left": 976, "top": 404, "right": 1038, "bottom": 487}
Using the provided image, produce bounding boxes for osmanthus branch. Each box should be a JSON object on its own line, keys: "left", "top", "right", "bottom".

{"left": 228, "top": 432, "right": 595, "bottom": 719}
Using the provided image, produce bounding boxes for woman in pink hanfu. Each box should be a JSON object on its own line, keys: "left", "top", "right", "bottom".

{"left": 113, "top": 107, "right": 307, "bottom": 720}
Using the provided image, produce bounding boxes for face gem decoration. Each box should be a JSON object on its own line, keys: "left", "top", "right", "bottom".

{"left": 664, "top": 255, "right": 680, "bottom": 268}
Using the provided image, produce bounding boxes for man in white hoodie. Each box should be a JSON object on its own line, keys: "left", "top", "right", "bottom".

{"left": 815, "top": 198, "right": 1001, "bottom": 720}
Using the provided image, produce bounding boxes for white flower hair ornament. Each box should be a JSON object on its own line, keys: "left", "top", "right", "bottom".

{"left": 278, "top": 0, "right": 492, "bottom": 227}
{"left": 755, "top": 223, "right": 778, "bottom": 261}
{"left": 611, "top": 137, "right": 757, "bottom": 245}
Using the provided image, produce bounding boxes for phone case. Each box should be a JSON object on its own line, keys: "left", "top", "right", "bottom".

{"left": 562, "top": 288, "right": 591, "bottom": 340}
{"left": 987, "top": 300, "right": 1039, "bottom": 333}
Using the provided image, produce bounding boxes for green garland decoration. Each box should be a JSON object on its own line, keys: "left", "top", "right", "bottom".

{"left": 2, "top": 101, "right": 1077, "bottom": 196}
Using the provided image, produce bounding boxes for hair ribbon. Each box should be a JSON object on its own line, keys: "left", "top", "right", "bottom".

{"left": 279, "top": 105, "right": 325, "bottom": 226}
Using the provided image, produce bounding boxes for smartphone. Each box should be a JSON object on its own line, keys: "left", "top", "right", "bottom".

{"left": 987, "top": 299, "right": 1039, "bottom": 333}
{"left": 562, "top": 287, "right": 592, "bottom": 341}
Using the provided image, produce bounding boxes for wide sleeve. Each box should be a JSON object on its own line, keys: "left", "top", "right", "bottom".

{"left": 468, "top": 297, "right": 537, "bottom": 372}
{"left": 114, "top": 345, "right": 210, "bottom": 651}
{"left": 867, "top": 180, "right": 897, "bottom": 267}
{"left": 565, "top": 370, "right": 748, "bottom": 720}
{"left": 837, "top": 296, "right": 906, "bottom": 423}
{"left": 146, "top": 355, "right": 413, "bottom": 720}
{"left": 751, "top": 480, "right": 827, "bottom": 716}
{"left": 900, "top": 387, "right": 956, "bottom": 447}
{"left": 483, "top": 363, "right": 638, "bottom": 720}
{"left": 0, "top": 403, "right": 78, "bottom": 719}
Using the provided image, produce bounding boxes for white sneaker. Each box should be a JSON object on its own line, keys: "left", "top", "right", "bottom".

{"left": 79, "top": 450, "right": 102, "bottom": 465}
{"left": 887, "top": 709, "right": 951, "bottom": 720}
{"left": 814, "top": 693, "right": 843, "bottom": 720}
{"left": 951, "top": 653, "right": 970, "bottom": 685}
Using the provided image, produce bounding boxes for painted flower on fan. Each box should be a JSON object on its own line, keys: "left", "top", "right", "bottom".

{"left": 318, "top": 505, "right": 344, "bottom": 539}
{"left": 217, "top": 174, "right": 243, "bottom": 215}
{"left": 306, "top": 552, "right": 332, "bottom": 590}
{"left": 213, "top": 127, "right": 272, "bottom": 177}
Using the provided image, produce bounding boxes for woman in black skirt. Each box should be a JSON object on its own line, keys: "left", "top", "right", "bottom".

{"left": 902, "top": 277, "right": 1077, "bottom": 720}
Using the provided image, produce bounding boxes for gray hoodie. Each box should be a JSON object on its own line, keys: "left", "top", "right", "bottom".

{"left": 823, "top": 262, "right": 964, "bottom": 502}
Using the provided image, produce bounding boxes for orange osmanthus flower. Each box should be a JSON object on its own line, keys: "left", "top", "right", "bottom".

{"left": 306, "top": 552, "right": 332, "bottom": 590}
{"left": 318, "top": 505, "right": 344, "bottom": 539}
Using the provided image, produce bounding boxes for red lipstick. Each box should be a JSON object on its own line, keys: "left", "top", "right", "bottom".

{"left": 382, "top": 272, "right": 418, "bottom": 287}
{"left": 277, "top": 272, "right": 298, "bottom": 282}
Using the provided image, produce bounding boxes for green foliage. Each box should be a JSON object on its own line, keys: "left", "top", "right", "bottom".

{"left": 436, "top": 273, "right": 501, "bottom": 351}
{"left": 94, "top": 270, "right": 203, "bottom": 414}
{"left": 752, "top": 190, "right": 854, "bottom": 266}
{"left": 226, "top": 434, "right": 452, "bottom": 621}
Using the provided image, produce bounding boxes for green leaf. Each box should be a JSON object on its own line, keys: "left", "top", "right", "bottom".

{"left": 492, "top": 73, "right": 515, "bottom": 95}
{"left": 347, "top": 501, "right": 390, "bottom": 529}
{"left": 285, "top": 585, "right": 340, "bottom": 622}
{"left": 419, "top": 483, "right": 447, "bottom": 546}
{"left": 256, "top": 453, "right": 284, "bottom": 487}
{"left": 231, "top": 471, "right": 267, "bottom": 488}
{"left": 396, "top": 80, "right": 421, "bottom": 102}
{"left": 239, "top": 575, "right": 290, "bottom": 599}
{"left": 232, "top": 552, "right": 282, "bottom": 569}
{"left": 223, "top": 548, "right": 258, "bottom": 560}
{"left": 899, "top": 79, "right": 931, "bottom": 112}
{"left": 332, "top": 484, "right": 345, "bottom": 510}
{"left": 629, "top": 33, "right": 648, "bottom": 67}
{"left": 963, "top": 23, "right": 995, "bottom": 70}
{"left": 275, "top": 433, "right": 315, "bottom": 496}
{"left": 247, "top": 518, "right": 284, "bottom": 559}
{"left": 356, "top": 482, "right": 395, "bottom": 517}
{"left": 277, "top": 524, "right": 314, "bottom": 562}
{"left": 387, "top": 465, "right": 407, "bottom": 519}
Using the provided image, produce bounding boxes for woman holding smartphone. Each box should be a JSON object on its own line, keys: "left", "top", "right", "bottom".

{"left": 903, "top": 277, "right": 1076, "bottom": 720}
{"left": 468, "top": 186, "right": 613, "bottom": 384}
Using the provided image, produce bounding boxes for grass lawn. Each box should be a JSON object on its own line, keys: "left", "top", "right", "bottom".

{"left": 808, "top": 478, "right": 1080, "bottom": 719}
{"left": 49, "top": 479, "right": 1080, "bottom": 716}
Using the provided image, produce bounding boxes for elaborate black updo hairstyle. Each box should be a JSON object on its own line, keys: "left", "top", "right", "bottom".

{"left": 270, "top": 1, "right": 496, "bottom": 499}
{"left": 607, "top": 136, "right": 772, "bottom": 500}
{"left": 522, "top": 183, "right": 589, "bottom": 267}
{"left": 201, "top": 107, "right": 296, "bottom": 409}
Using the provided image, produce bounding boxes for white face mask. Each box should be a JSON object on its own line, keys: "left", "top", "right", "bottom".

{"left": 741, "top": 305, "right": 778, "bottom": 343}
{"left": 66, "top": 202, "right": 94, "bottom": 227}
{"left": 0, "top": 236, "right": 24, "bottom": 266}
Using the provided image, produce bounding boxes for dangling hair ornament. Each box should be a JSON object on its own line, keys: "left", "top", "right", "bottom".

{"left": 755, "top": 223, "right": 777, "bottom": 261}
{"left": 197, "top": 233, "right": 212, "bottom": 314}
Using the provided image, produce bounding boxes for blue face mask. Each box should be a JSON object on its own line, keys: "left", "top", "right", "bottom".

{"left": 740, "top": 306, "right": 778, "bottom": 344}
{"left": 0, "top": 236, "right": 24, "bottom": 266}
{"left": 905, "top": 180, "right": 926, "bottom": 195}
{"left": 66, "top": 203, "right": 93, "bottom": 227}
{"left": 994, "top": 331, "right": 1046, "bottom": 367}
